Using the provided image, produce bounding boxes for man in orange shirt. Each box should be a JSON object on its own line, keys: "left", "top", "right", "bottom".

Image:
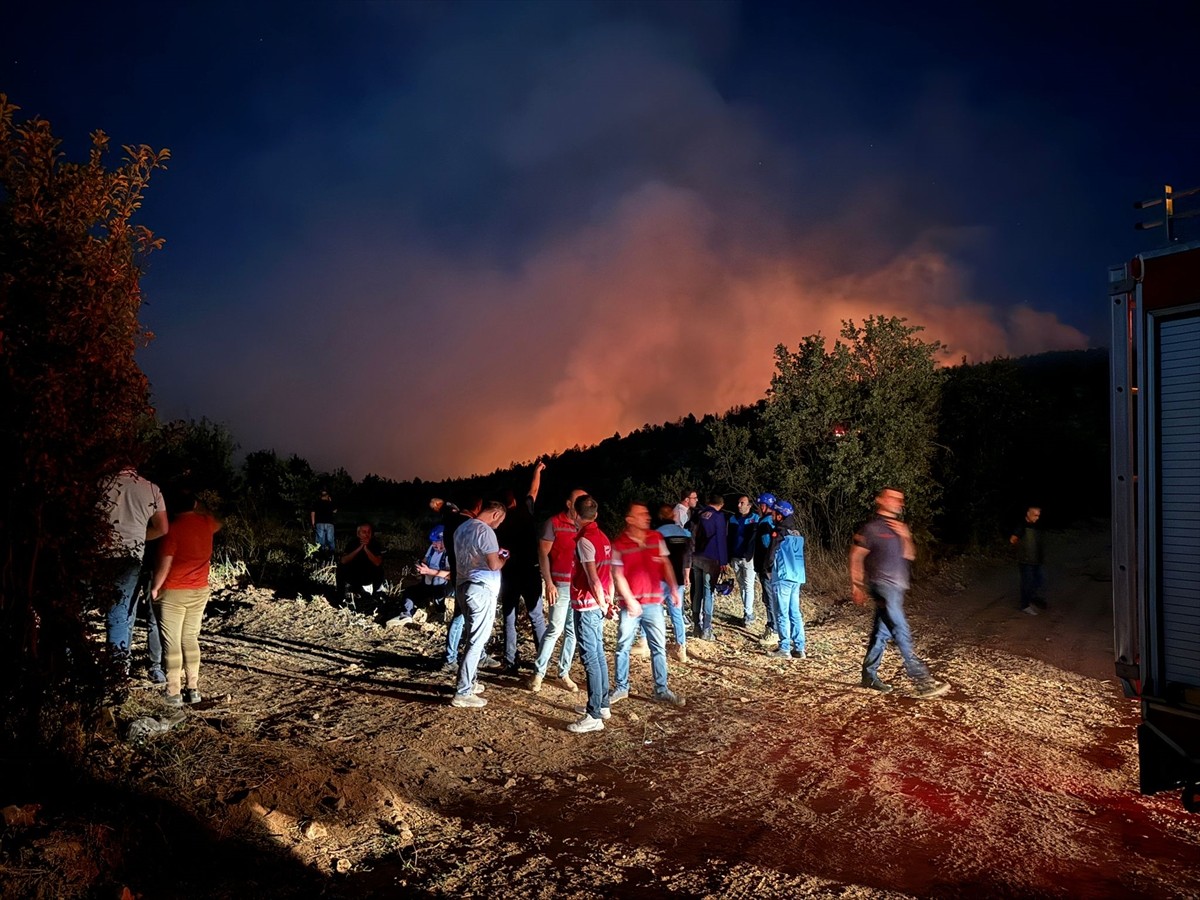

{"left": 151, "top": 493, "right": 222, "bottom": 707}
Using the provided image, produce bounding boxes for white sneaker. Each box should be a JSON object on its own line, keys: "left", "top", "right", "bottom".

{"left": 567, "top": 714, "right": 604, "bottom": 733}
{"left": 385, "top": 616, "right": 413, "bottom": 628}
{"left": 472, "top": 682, "right": 486, "bottom": 695}
{"left": 411, "top": 609, "right": 428, "bottom": 625}
{"left": 451, "top": 693, "right": 487, "bottom": 708}
{"left": 574, "top": 705, "right": 611, "bottom": 720}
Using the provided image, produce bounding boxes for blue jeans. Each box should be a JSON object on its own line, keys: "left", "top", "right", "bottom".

{"left": 533, "top": 583, "right": 576, "bottom": 678}
{"left": 1019, "top": 564, "right": 1044, "bottom": 609}
{"left": 446, "top": 587, "right": 465, "bottom": 665}
{"left": 455, "top": 581, "right": 498, "bottom": 697}
{"left": 501, "top": 568, "right": 547, "bottom": 667}
{"left": 106, "top": 557, "right": 144, "bottom": 663}
{"left": 574, "top": 607, "right": 610, "bottom": 718}
{"left": 772, "top": 579, "right": 806, "bottom": 653}
{"left": 731, "top": 558, "right": 755, "bottom": 622}
{"left": 314, "top": 523, "right": 335, "bottom": 553}
{"left": 758, "top": 571, "right": 776, "bottom": 632}
{"left": 861, "top": 582, "right": 929, "bottom": 682}
{"left": 661, "top": 581, "right": 687, "bottom": 646}
{"left": 690, "top": 567, "right": 715, "bottom": 634}
{"left": 614, "top": 603, "right": 669, "bottom": 695}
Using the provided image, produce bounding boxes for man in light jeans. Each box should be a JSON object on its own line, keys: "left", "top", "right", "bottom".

{"left": 103, "top": 467, "right": 168, "bottom": 678}
{"left": 566, "top": 495, "right": 613, "bottom": 733}
{"left": 529, "top": 489, "right": 585, "bottom": 693}
{"left": 451, "top": 501, "right": 508, "bottom": 708}
{"left": 610, "top": 502, "right": 684, "bottom": 706}
{"left": 727, "top": 495, "right": 758, "bottom": 626}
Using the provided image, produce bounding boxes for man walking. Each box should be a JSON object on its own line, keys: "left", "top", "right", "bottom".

{"left": 610, "top": 502, "right": 684, "bottom": 706}
{"left": 1010, "top": 505, "right": 1046, "bottom": 615}
{"left": 567, "top": 495, "right": 614, "bottom": 733}
{"left": 727, "top": 495, "right": 758, "bottom": 627}
{"left": 450, "top": 500, "right": 508, "bottom": 708}
{"left": 529, "top": 489, "right": 585, "bottom": 693}
{"left": 850, "top": 488, "right": 949, "bottom": 699}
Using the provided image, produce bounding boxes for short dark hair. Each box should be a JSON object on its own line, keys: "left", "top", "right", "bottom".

{"left": 574, "top": 494, "right": 598, "bottom": 521}
{"left": 680, "top": 489, "right": 695, "bottom": 501}
{"left": 481, "top": 500, "right": 507, "bottom": 516}
{"left": 707, "top": 493, "right": 724, "bottom": 506}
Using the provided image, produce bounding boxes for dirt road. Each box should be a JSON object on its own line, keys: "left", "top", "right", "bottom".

{"left": 6, "top": 525, "right": 1198, "bottom": 898}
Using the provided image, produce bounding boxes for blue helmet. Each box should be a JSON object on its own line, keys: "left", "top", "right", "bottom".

{"left": 774, "top": 500, "right": 795, "bottom": 518}
{"left": 756, "top": 492, "right": 776, "bottom": 509}
{"left": 429, "top": 525, "right": 445, "bottom": 543}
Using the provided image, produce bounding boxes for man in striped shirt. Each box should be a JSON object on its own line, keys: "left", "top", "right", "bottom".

{"left": 610, "top": 502, "right": 685, "bottom": 706}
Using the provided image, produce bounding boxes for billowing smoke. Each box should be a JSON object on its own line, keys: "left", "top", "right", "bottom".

{"left": 144, "top": 4, "right": 1088, "bottom": 479}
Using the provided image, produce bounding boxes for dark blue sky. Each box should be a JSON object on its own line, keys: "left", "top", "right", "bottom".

{"left": 5, "top": 1, "right": 1198, "bottom": 479}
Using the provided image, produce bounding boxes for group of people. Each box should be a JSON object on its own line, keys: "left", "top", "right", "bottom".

{"left": 103, "top": 461, "right": 1048, "bottom": 719}
{"left": 102, "top": 467, "right": 221, "bottom": 707}
{"left": 412, "top": 466, "right": 957, "bottom": 732}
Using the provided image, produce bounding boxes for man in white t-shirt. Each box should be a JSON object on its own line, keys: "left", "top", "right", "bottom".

{"left": 103, "top": 467, "right": 169, "bottom": 674}
{"left": 673, "top": 489, "right": 698, "bottom": 528}
{"left": 450, "top": 501, "right": 508, "bottom": 708}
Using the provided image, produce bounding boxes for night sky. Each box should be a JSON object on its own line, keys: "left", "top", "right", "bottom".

{"left": 5, "top": 1, "right": 1197, "bottom": 480}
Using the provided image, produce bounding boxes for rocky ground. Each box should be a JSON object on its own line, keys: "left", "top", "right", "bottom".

{"left": 2, "top": 524, "right": 1198, "bottom": 899}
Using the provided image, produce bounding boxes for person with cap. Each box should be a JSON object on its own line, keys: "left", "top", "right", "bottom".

{"left": 752, "top": 493, "right": 779, "bottom": 641}
{"left": 767, "top": 500, "right": 807, "bottom": 660}
{"left": 390, "top": 525, "right": 451, "bottom": 626}
{"left": 850, "top": 487, "right": 950, "bottom": 699}
{"left": 727, "top": 494, "right": 759, "bottom": 627}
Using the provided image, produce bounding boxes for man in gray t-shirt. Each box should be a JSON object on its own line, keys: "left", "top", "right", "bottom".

{"left": 850, "top": 488, "right": 948, "bottom": 700}
{"left": 450, "top": 501, "right": 508, "bottom": 708}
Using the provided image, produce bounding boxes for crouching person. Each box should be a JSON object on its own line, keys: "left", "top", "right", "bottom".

{"left": 568, "top": 495, "right": 613, "bottom": 733}
{"left": 450, "top": 501, "right": 508, "bottom": 708}
{"left": 150, "top": 492, "right": 221, "bottom": 707}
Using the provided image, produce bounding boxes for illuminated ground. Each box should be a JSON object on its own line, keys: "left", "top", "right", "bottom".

{"left": 5, "top": 525, "right": 1197, "bottom": 898}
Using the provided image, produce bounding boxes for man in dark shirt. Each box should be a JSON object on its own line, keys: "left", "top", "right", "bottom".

{"left": 339, "top": 522, "right": 384, "bottom": 609}
{"left": 310, "top": 488, "right": 337, "bottom": 562}
{"left": 496, "top": 461, "right": 549, "bottom": 674}
{"left": 850, "top": 488, "right": 949, "bottom": 699}
{"left": 1010, "top": 506, "right": 1046, "bottom": 615}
